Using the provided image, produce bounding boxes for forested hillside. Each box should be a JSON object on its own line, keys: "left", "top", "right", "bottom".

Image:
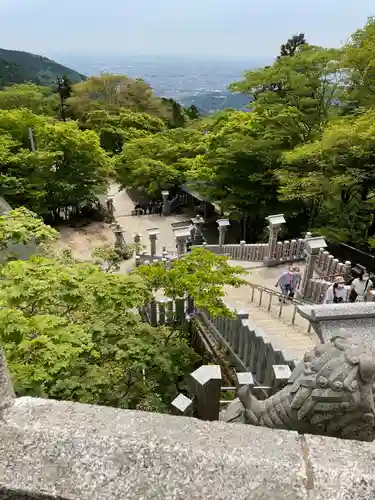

{"left": 0, "top": 48, "right": 85, "bottom": 88}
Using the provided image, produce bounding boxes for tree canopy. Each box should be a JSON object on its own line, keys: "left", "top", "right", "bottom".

{"left": 0, "top": 209, "right": 199, "bottom": 411}
{"left": 0, "top": 109, "right": 111, "bottom": 217}
{"left": 67, "top": 74, "right": 169, "bottom": 120}
{"left": 135, "top": 247, "right": 247, "bottom": 317}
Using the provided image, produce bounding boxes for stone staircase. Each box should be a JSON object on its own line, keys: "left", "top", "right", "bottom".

{"left": 229, "top": 283, "right": 319, "bottom": 363}
{"left": 245, "top": 303, "right": 317, "bottom": 363}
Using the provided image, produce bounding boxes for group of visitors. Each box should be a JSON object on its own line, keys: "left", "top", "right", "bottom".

{"left": 133, "top": 200, "right": 163, "bottom": 216}
{"left": 275, "top": 266, "right": 302, "bottom": 302}
{"left": 275, "top": 265, "right": 374, "bottom": 305}
{"left": 323, "top": 271, "right": 373, "bottom": 304}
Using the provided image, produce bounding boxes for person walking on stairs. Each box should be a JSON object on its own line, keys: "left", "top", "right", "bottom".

{"left": 349, "top": 270, "right": 373, "bottom": 302}
{"left": 323, "top": 276, "right": 347, "bottom": 304}
{"left": 275, "top": 267, "right": 294, "bottom": 302}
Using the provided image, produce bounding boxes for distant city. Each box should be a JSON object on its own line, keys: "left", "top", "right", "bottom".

{"left": 54, "top": 55, "right": 270, "bottom": 113}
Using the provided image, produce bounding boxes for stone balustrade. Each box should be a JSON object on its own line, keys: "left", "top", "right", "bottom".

{"left": 0, "top": 396, "right": 374, "bottom": 499}
{"left": 315, "top": 248, "right": 351, "bottom": 281}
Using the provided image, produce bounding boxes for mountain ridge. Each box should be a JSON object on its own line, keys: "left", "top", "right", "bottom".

{"left": 0, "top": 48, "right": 86, "bottom": 88}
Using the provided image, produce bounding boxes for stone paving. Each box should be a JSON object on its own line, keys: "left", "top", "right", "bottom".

{"left": 112, "top": 186, "right": 318, "bottom": 359}
{"left": 110, "top": 184, "right": 189, "bottom": 255}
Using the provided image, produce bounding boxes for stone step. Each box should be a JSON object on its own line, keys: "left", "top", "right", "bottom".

{"left": 245, "top": 302, "right": 317, "bottom": 362}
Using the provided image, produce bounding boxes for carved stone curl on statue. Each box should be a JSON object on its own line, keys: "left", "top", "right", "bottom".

{"left": 222, "top": 334, "right": 375, "bottom": 441}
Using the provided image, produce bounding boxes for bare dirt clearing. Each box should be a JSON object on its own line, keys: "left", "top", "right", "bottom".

{"left": 55, "top": 222, "right": 114, "bottom": 261}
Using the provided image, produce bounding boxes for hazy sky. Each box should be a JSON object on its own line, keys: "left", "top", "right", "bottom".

{"left": 0, "top": 0, "right": 374, "bottom": 59}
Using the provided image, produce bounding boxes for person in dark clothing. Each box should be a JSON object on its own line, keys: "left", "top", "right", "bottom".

{"left": 140, "top": 202, "right": 147, "bottom": 214}
{"left": 158, "top": 202, "right": 163, "bottom": 215}
{"left": 134, "top": 203, "right": 143, "bottom": 215}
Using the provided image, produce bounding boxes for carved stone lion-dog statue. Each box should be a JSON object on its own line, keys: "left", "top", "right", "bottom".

{"left": 222, "top": 334, "right": 375, "bottom": 441}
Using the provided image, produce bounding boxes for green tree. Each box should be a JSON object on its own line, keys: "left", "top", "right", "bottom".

{"left": 115, "top": 127, "right": 206, "bottom": 195}
{"left": 279, "top": 33, "right": 307, "bottom": 57}
{"left": 230, "top": 44, "right": 344, "bottom": 147}
{"left": 342, "top": 17, "right": 375, "bottom": 111}
{"left": 0, "top": 83, "right": 59, "bottom": 116}
{"left": 135, "top": 247, "right": 247, "bottom": 317}
{"left": 83, "top": 108, "right": 166, "bottom": 153}
{"left": 56, "top": 76, "right": 72, "bottom": 121}
{"left": 279, "top": 109, "right": 375, "bottom": 246}
{"left": 0, "top": 109, "right": 111, "bottom": 217}
{"left": 67, "top": 74, "right": 168, "bottom": 120}
{"left": 186, "top": 110, "right": 289, "bottom": 240}
{"left": 0, "top": 209, "right": 198, "bottom": 411}
{"left": 162, "top": 98, "right": 188, "bottom": 128}
{"left": 0, "top": 207, "right": 58, "bottom": 261}
{"left": 0, "top": 207, "right": 58, "bottom": 248}
{"left": 185, "top": 104, "right": 200, "bottom": 120}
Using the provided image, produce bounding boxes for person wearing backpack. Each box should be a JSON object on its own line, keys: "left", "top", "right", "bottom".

{"left": 349, "top": 271, "right": 373, "bottom": 302}
{"left": 323, "top": 276, "right": 347, "bottom": 304}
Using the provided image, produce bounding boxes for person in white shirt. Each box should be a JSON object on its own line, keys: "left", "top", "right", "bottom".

{"left": 349, "top": 271, "right": 373, "bottom": 302}
{"left": 323, "top": 276, "right": 347, "bottom": 304}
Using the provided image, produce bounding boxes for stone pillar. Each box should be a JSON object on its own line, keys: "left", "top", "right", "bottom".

{"left": 105, "top": 196, "right": 115, "bottom": 222}
{"left": 189, "top": 365, "right": 222, "bottom": 421}
{"left": 191, "top": 215, "right": 206, "bottom": 245}
{"left": 161, "top": 190, "right": 169, "bottom": 216}
{"left": 133, "top": 233, "right": 141, "bottom": 251}
{"left": 265, "top": 214, "right": 286, "bottom": 266}
{"left": 146, "top": 228, "right": 160, "bottom": 257}
{"left": 343, "top": 261, "right": 352, "bottom": 283}
{"left": 0, "top": 348, "right": 15, "bottom": 414}
{"left": 113, "top": 223, "right": 125, "bottom": 248}
{"left": 297, "top": 236, "right": 327, "bottom": 299}
{"left": 173, "top": 227, "right": 192, "bottom": 258}
{"left": 171, "top": 394, "right": 194, "bottom": 416}
{"left": 176, "top": 238, "right": 186, "bottom": 257}
{"left": 217, "top": 219, "right": 230, "bottom": 249}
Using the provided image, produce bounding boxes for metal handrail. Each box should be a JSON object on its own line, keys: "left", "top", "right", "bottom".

{"left": 246, "top": 281, "right": 313, "bottom": 333}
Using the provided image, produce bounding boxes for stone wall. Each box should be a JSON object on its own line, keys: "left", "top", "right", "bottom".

{"left": 1, "top": 396, "right": 375, "bottom": 499}
{"left": 140, "top": 299, "right": 296, "bottom": 386}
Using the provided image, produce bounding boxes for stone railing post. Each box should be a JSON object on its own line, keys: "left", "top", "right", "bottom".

{"left": 173, "top": 227, "right": 192, "bottom": 258}
{"left": 171, "top": 393, "right": 194, "bottom": 416}
{"left": 271, "top": 365, "right": 292, "bottom": 395}
{"left": 297, "top": 236, "right": 327, "bottom": 299}
{"left": 133, "top": 233, "right": 141, "bottom": 253}
{"left": 217, "top": 218, "right": 230, "bottom": 250}
{"left": 265, "top": 214, "right": 285, "bottom": 266}
{"left": 146, "top": 228, "right": 160, "bottom": 257}
{"left": 189, "top": 365, "right": 222, "bottom": 421}
{"left": 344, "top": 260, "right": 352, "bottom": 282}
{"left": 0, "top": 348, "right": 15, "bottom": 414}
{"left": 161, "top": 190, "right": 170, "bottom": 216}
{"left": 191, "top": 215, "right": 206, "bottom": 245}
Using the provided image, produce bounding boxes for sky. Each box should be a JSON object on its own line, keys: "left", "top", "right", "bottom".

{"left": 0, "top": 0, "right": 374, "bottom": 60}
